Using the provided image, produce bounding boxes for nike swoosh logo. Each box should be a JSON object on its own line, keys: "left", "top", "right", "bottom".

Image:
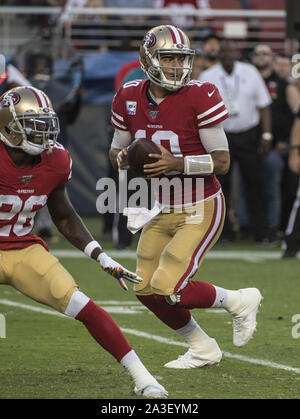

{"left": 208, "top": 90, "right": 215, "bottom": 97}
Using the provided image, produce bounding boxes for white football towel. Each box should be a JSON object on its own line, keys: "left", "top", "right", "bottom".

{"left": 123, "top": 201, "right": 164, "bottom": 234}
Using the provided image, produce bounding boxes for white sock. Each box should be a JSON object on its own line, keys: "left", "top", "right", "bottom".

{"left": 211, "top": 286, "right": 228, "bottom": 308}
{"left": 120, "top": 349, "right": 157, "bottom": 390}
{"left": 211, "top": 287, "right": 241, "bottom": 313}
{"left": 64, "top": 290, "right": 90, "bottom": 318}
{"left": 176, "top": 317, "right": 212, "bottom": 348}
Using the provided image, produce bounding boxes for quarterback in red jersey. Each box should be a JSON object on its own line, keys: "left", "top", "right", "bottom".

{"left": 0, "top": 86, "right": 168, "bottom": 398}
{"left": 110, "top": 25, "right": 262, "bottom": 369}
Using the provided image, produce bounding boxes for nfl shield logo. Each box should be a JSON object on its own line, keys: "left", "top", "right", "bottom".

{"left": 19, "top": 175, "right": 33, "bottom": 185}
{"left": 149, "top": 110, "right": 159, "bottom": 120}
{"left": 126, "top": 101, "right": 137, "bottom": 115}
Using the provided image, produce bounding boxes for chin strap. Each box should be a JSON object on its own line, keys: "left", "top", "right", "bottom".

{"left": 45, "top": 138, "right": 53, "bottom": 154}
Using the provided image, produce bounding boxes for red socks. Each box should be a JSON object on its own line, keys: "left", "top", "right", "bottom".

{"left": 178, "top": 280, "right": 216, "bottom": 309}
{"left": 75, "top": 300, "right": 132, "bottom": 362}
{"left": 137, "top": 281, "right": 216, "bottom": 326}
{"left": 137, "top": 294, "right": 191, "bottom": 330}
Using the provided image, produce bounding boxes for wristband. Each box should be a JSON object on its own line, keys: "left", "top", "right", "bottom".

{"left": 84, "top": 240, "right": 102, "bottom": 258}
{"left": 184, "top": 154, "right": 214, "bottom": 175}
{"left": 97, "top": 252, "right": 109, "bottom": 267}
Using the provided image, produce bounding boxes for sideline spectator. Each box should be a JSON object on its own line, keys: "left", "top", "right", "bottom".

{"left": 201, "top": 33, "right": 221, "bottom": 71}
{"left": 191, "top": 49, "right": 206, "bottom": 79}
{"left": 274, "top": 53, "right": 296, "bottom": 84}
{"left": 251, "top": 44, "right": 300, "bottom": 243}
{"left": 199, "top": 39, "right": 272, "bottom": 243}
{"left": 282, "top": 107, "right": 300, "bottom": 258}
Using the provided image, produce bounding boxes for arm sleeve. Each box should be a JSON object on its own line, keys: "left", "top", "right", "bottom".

{"left": 111, "top": 129, "right": 133, "bottom": 149}
{"left": 199, "top": 123, "right": 229, "bottom": 153}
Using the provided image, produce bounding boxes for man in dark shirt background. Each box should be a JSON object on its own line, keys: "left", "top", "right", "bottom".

{"left": 282, "top": 107, "right": 300, "bottom": 258}
{"left": 251, "top": 44, "right": 300, "bottom": 242}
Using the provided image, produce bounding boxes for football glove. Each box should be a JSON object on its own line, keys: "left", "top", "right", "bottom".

{"left": 97, "top": 252, "right": 142, "bottom": 291}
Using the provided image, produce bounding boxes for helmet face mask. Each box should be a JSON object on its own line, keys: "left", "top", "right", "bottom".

{"left": 140, "top": 25, "right": 195, "bottom": 91}
{"left": 8, "top": 112, "right": 59, "bottom": 155}
{"left": 0, "top": 86, "right": 60, "bottom": 156}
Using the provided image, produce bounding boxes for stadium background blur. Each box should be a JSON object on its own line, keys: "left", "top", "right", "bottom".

{"left": 1, "top": 0, "right": 299, "bottom": 249}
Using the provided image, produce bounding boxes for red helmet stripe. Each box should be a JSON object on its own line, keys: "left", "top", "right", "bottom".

{"left": 166, "top": 25, "right": 186, "bottom": 45}
{"left": 25, "top": 86, "right": 43, "bottom": 107}
{"left": 166, "top": 25, "right": 177, "bottom": 44}
{"left": 41, "top": 91, "right": 49, "bottom": 107}
{"left": 177, "top": 28, "right": 185, "bottom": 44}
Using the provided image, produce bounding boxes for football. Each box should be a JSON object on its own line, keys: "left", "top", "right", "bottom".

{"left": 127, "top": 138, "right": 162, "bottom": 176}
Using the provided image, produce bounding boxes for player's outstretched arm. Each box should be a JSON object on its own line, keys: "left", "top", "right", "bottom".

{"left": 47, "top": 185, "right": 142, "bottom": 290}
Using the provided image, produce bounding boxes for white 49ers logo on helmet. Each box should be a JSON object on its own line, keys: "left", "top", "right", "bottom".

{"left": 0, "top": 92, "right": 21, "bottom": 107}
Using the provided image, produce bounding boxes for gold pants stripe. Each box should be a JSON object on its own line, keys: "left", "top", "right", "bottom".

{"left": 175, "top": 193, "right": 225, "bottom": 293}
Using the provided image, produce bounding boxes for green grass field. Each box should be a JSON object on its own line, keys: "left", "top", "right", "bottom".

{"left": 1, "top": 219, "right": 300, "bottom": 400}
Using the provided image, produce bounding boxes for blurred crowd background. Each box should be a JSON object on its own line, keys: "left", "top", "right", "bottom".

{"left": 1, "top": 0, "right": 300, "bottom": 252}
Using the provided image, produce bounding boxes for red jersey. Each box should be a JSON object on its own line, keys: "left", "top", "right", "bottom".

{"left": 0, "top": 141, "right": 72, "bottom": 251}
{"left": 111, "top": 79, "right": 228, "bottom": 205}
